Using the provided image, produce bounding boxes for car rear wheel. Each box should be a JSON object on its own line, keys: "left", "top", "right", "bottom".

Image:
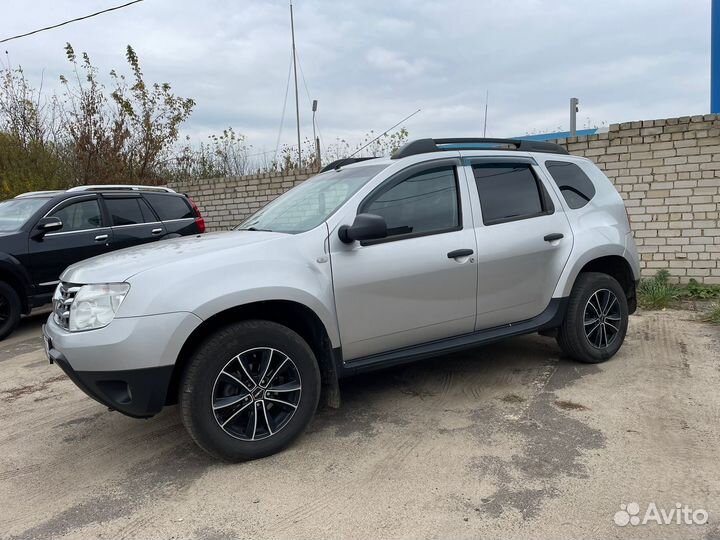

{"left": 180, "top": 320, "right": 320, "bottom": 461}
{"left": 0, "top": 281, "right": 21, "bottom": 341}
{"left": 556, "top": 272, "right": 629, "bottom": 363}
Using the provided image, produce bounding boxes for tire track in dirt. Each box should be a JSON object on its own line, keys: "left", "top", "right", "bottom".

{"left": 268, "top": 430, "right": 426, "bottom": 535}
{"left": 269, "top": 372, "right": 447, "bottom": 533}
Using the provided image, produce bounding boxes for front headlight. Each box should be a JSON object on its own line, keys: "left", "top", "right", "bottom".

{"left": 69, "top": 283, "right": 130, "bottom": 332}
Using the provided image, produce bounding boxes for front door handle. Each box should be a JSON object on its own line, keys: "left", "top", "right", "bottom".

{"left": 151, "top": 228, "right": 163, "bottom": 235}
{"left": 544, "top": 233, "right": 564, "bottom": 242}
{"left": 447, "top": 248, "right": 474, "bottom": 258}
{"left": 94, "top": 234, "right": 108, "bottom": 242}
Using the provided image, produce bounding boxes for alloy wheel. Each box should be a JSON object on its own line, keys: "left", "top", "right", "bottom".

{"left": 211, "top": 347, "right": 302, "bottom": 441}
{"left": 583, "top": 288, "right": 622, "bottom": 349}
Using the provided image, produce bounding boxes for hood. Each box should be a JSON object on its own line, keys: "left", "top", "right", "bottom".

{"left": 61, "top": 230, "right": 289, "bottom": 284}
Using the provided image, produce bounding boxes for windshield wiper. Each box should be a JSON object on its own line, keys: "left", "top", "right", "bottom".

{"left": 239, "top": 226, "right": 274, "bottom": 232}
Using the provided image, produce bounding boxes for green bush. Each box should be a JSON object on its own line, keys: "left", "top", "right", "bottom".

{"left": 638, "top": 272, "right": 720, "bottom": 311}
{"left": 677, "top": 279, "right": 720, "bottom": 300}
{"left": 637, "top": 270, "right": 678, "bottom": 309}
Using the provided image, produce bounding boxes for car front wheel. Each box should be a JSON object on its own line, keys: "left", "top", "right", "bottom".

{"left": 556, "top": 272, "right": 629, "bottom": 363}
{"left": 180, "top": 320, "right": 321, "bottom": 461}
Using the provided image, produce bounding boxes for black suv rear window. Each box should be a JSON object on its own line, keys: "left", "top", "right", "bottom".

{"left": 545, "top": 160, "right": 596, "bottom": 209}
{"left": 144, "top": 193, "right": 193, "bottom": 221}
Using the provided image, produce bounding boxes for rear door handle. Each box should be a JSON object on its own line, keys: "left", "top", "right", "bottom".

{"left": 544, "top": 233, "right": 564, "bottom": 242}
{"left": 151, "top": 228, "right": 163, "bottom": 235}
{"left": 447, "top": 249, "right": 474, "bottom": 258}
{"left": 94, "top": 234, "right": 108, "bottom": 242}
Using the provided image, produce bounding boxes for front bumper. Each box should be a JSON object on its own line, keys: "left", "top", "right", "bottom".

{"left": 43, "top": 311, "right": 202, "bottom": 417}
{"left": 47, "top": 340, "right": 173, "bottom": 418}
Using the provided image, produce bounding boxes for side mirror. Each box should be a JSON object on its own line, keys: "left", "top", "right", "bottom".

{"left": 34, "top": 217, "right": 63, "bottom": 237}
{"left": 338, "top": 213, "right": 387, "bottom": 244}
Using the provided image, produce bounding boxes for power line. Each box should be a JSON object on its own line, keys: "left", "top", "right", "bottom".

{"left": 0, "top": 0, "right": 145, "bottom": 44}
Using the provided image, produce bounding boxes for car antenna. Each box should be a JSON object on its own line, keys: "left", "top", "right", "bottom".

{"left": 342, "top": 108, "right": 422, "bottom": 166}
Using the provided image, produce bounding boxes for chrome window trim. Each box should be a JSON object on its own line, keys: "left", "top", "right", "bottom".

{"left": 110, "top": 221, "right": 162, "bottom": 229}
{"left": 45, "top": 226, "right": 109, "bottom": 237}
{"left": 159, "top": 217, "right": 194, "bottom": 223}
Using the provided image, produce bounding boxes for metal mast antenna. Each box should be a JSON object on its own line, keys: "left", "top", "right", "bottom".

{"left": 290, "top": 3, "right": 302, "bottom": 168}
{"left": 483, "top": 90, "right": 489, "bottom": 137}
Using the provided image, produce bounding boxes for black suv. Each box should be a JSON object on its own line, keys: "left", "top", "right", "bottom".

{"left": 0, "top": 185, "right": 205, "bottom": 339}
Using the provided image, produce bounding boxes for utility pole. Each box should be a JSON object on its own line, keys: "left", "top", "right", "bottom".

{"left": 312, "top": 99, "right": 320, "bottom": 168}
{"left": 713, "top": 0, "right": 720, "bottom": 113}
{"left": 290, "top": 2, "right": 302, "bottom": 168}
{"left": 570, "top": 97, "right": 579, "bottom": 136}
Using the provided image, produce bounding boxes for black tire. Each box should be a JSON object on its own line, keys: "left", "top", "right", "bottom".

{"left": 556, "top": 272, "right": 629, "bottom": 364}
{"left": 0, "top": 281, "right": 21, "bottom": 341}
{"left": 180, "top": 320, "right": 321, "bottom": 462}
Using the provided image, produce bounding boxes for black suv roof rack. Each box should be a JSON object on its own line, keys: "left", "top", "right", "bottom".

{"left": 391, "top": 138, "right": 569, "bottom": 159}
{"left": 320, "top": 157, "right": 377, "bottom": 172}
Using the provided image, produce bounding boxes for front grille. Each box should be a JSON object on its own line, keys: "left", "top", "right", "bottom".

{"left": 53, "top": 283, "right": 80, "bottom": 329}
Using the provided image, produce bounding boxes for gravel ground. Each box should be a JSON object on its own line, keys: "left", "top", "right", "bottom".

{"left": 1, "top": 309, "right": 718, "bottom": 540}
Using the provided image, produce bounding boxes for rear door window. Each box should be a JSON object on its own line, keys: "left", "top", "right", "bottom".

{"left": 104, "top": 198, "right": 146, "bottom": 226}
{"left": 143, "top": 194, "right": 194, "bottom": 221}
{"left": 545, "top": 160, "right": 596, "bottom": 209}
{"left": 472, "top": 163, "right": 551, "bottom": 225}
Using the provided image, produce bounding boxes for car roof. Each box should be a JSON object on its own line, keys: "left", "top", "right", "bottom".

{"left": 326, "top": 137, "right": 577, "bottom": 172}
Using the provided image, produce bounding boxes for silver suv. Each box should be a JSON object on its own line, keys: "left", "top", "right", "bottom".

{"left": 43, "top": 138, "right": 640, "bottom": 461}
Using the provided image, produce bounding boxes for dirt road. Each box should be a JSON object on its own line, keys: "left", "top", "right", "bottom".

{"left": 1, "top": 309, "right": 718, "bottom": 539}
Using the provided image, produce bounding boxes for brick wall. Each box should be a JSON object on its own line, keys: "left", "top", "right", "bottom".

{"left": 170, "top": 169, "right": 315, "bottom": 231}
{"left": 551, "top": 115, "right": 720, "bottom": 284}
{"left": 170, "top": 114, "right": 720, "bottom": 285}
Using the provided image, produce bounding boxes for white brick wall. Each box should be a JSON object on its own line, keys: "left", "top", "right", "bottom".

{"left": 170, "top": 114, "right": 720, "bottom": 285}
{"left": 169, "top": 169, "right": 314, "bottom": 232}
{"left": 551, "top": 114, "right": 720, "bottom": 284}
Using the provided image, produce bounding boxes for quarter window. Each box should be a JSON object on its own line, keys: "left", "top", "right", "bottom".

{"left": 143, "top": 194, "right": 194, "bottom": 221}
{"left": 362, "top": 166, "right": 460, "bottom": 239}
{"left": 49, "top": 199, "right": 102, "bottom": 232}
{"left": 472, "top": 164, "right": 549, "bottom": 225}
{"left": 545, "top": 160, "right": 596, "bottom": 209}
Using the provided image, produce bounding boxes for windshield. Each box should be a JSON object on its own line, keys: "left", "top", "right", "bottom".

{"left": 238, "top": 164, "right": 389, "bottom": 233}
{"left": 0, "top": 197, "right": 51, "bottom": 232}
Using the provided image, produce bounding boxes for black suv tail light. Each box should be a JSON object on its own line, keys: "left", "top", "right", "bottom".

{"left": 188, "top": 197, "right": 206, "bottom": 233}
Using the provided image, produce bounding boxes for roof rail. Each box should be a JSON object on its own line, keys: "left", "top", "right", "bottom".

{"left": 14, "top": 190, "right": 63, "bottom": 198}
{"left": 391, "top": 138, "right": 569, "bottom": 159}
{"left": 320, "top": 157, "right": 377, "bottom": 173}
{"left": 66, "top": 184, "right": 176, "bottom": 193}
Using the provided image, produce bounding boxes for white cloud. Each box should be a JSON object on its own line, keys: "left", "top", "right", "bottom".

{"left": 366, "top": 47, "right": 429, "bottom": 78}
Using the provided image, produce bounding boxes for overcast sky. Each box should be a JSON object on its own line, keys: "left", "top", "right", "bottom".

{"left": 2, "top": 0, "right": 712, "bottom": 159}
